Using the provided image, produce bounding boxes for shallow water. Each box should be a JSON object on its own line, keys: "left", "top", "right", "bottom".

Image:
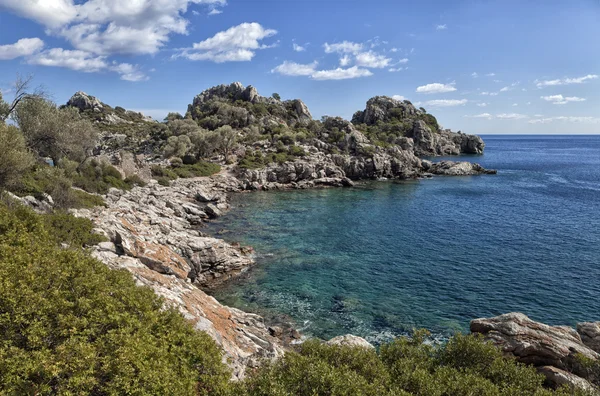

{"left": 206, "top": 135, "right": 600, "bottom": 343}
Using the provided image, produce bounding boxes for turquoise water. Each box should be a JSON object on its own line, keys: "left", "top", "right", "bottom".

{"left": 206, "top": 136, "right": 600, "bottom": 343}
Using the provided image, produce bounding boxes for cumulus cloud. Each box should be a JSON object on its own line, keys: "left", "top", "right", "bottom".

{"left": 180, "top": 22, "right": 277, "bottom": 62}
{"left": 485, "top": 72, "right": 496, "bottom": 77}
{"left": 541, "top": 94, "right": 586, "bottom": 105}
{"left": 27, "top": 47, "right": 147, "bottom": 80}
{"left": 392, "top": 95, "right": 406, "bottom": 101}
{"left": 471, "top": 72, "right": 478, "bottom": 78}
{"left": 0, "top": 37, "right": 45, "bottom": 60}
{"left": 271, "top": 62, "right": 372, "bottom": 81}
{"left": 339, "top": 55, "right": 351, "bottom": 67}
{"left": 323, "top": 41, "right": 363, "bottom": 54}
{"left": 388, "top": 67, "right": 404, "bottom": 72}
{"left": 477, "top": 102, "right": 488, "bottom": 107}
{"left": 310, "top": 66, "right": 373, "bottom": 81}
{"left": 354, "top": 51, "right": 391, "bottom": 68}
{"left": 271, "top": 61, "right": 317, "bottom": 76}
{"left": 0, "top": 0, "right": 228, "bottom": 55}
{"left": 416, "top": 83, "right": 456, "bottom": 94}
{"left": 293, "top": 43, "right": 305, "bottom": 52}
{"left": 422, "top": 99, "right": 467, "bottom": 107}
{"left": 208, "top": 8, "right": 223, "bottom": 15}
{"left": 536, "top": 74, "right": 598, "bottom": 88}
{"left": 436, "top": 24, "right": 447, "bottom": 30}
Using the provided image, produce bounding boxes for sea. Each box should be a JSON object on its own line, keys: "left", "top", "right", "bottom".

{"left": 205, "top": 135, "right": 600, "bottom": 344}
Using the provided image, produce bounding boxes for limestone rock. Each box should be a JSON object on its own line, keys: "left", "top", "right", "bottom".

{"left": 67, "top": 91, "right": 104, "bottom": 112}
{"left": 578, "top": 322, "right": 600, "bottom": 353}
{"left": 471, "top": 312, "right": 600, "bottom": 387}
{"left": 429, "top": 160, "right": 497, "bottom": 176}
{"left": 327, "top": 335, "right": 375, "bottom": 349}
{"left": 537, "top": 366, "right": 597, "bottom": 392}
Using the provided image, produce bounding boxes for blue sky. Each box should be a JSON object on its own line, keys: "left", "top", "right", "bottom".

{"left": 0, "top": 0, "right": 598, "bottom": 134}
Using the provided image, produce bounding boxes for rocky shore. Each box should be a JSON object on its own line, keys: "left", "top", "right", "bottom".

{"left": 472, "top": 313, "right": 600, "bottom": 392}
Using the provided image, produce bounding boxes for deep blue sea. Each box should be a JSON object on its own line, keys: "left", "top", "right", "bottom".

{"left": 206, "top": 135, "right": 600, "bottom": 343}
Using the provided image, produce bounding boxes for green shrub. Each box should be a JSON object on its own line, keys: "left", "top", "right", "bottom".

{"left": 124, "top": 174, "right": 147, "bottom": 188}
{"left": 0, "top": 203, "right": 232, "bottom": 395}
{"left": 71, "top": 189, "right": 106, "bottom": 209}
{"left": 73, "top": 161, "right": 132, "bottom": 194}
{"left": 289, "top": 145, "right": 307, "bottom": 157}
{"left": 152, "top": 162, "right": 221, "bottom": 180}
{"left": 241, "top": 331, "right": 586, "bottom": 396}
{"left": 41, "top": 211, "right": 107, "bottom": 247}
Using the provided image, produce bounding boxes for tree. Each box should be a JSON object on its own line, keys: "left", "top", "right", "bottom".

{"left": 0, "top": 74, "right": 46, "bottom": 123}
{"left": 164, "top": 112, "right": 184, "bottom": 122}
{"left": 215, "top": 125, "right": 238, "bottom": 163}
{"left": 163, "top": 135, "right": 192, "bottom": 158}
{"left": 272, "top": 93, "right": 281, "bottom": 101}
{"left": 0, "top": 123, "right": 34, "bottom": 190}
{"left": 14, "top": 98, "right": 97, "bottom": 164}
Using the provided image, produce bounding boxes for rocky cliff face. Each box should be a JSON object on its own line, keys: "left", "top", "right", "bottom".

{"left": 471, "top": 313, "right": 600, "bottom": 392}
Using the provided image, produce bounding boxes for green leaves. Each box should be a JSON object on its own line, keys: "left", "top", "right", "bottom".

{"left": 0, "top": 204, "right": 232, "bottom": 395}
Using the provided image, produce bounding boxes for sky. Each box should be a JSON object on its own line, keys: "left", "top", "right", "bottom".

{"left": 0, "top": 0, "right": 599, "bottom": 134}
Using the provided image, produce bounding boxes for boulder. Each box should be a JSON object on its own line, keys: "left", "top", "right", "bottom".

{"left": 578, "top": 322, "right": 600, "bottom": 353}
{"left": 471, "top": 312, "right": 600, "bottom": 390}
{"left": 327, "top": 335, "right": 375, "bottom": 349}
{"left": 537, "top": 366, "right": 597, "bottom": 392}
{"left": 429, "top": 160, "right": 496, "bottom": 176}
{"left": 67, "top": 91, "right": 104, "bottom": 112}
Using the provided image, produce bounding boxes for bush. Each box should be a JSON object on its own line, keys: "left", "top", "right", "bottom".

{"left": 0, "top": 203, "right": 233, "bottom": 395}
{"left": 152, "top": 162, "right": 221, "bottom": 181}
{"left": 73, "top": 161, "right": 133, "bottom": 194}
{"left": 124, "top": 174, "right": 147, "bottom": 188}
{"left": 0, "top": 123, "right": 35, "bottom": 191}
{"left": 41, "top": 211, "right": 107, "bottom": 247}
{"left": 241, "top": 332, "right": 586, "bottom": 396}
{"left": 71, "top": 189, "right": 106, "bottom": 209}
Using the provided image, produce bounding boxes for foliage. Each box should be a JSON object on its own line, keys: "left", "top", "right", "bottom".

{"left": 0, "top": 203, "right": 232, "bottom": 395}
{"left": 240, "top": 332, "right": 588, "bottom": 396}
{"left": 15, "top": 97, "right": 97, "bottom": 164}
{"left": 41, "top": 211, "right": 107, "bottom": 247}
{"left": 272, "top": 93, "right": 281, "bottom": 101}
{"left": 70, "top": 189, "right": 107, "bottom": 209}
{"left": 0, "top": 123, "right": 35, "bottom": 191}
{"left": 72, "top": 160, "right": 138, "bottom": 194}
{"left": 151, "top": 161, "right": 221, "bottom": 181}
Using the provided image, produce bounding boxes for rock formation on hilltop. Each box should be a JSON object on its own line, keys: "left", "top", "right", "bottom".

{"left": 352, "top": 95, "right": 485, "bottom": 156}
{"left": 472, "top": 313, "right": 600, "bottom": 392}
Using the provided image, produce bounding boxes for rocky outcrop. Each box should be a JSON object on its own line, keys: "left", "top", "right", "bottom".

{"left": 578, "top": 322, "right": 600, "bottom": 353}
{"left": 67, "top": 91, "right": 105, "bottom": 112}
{"left": 427, "top": 160, "right": 497, "bottom": 176}
{"left": 66, "top": 91, "right": 154, "bottom": 125}
{"left": 410, "top": 120, "right": 485, "bottom": 156}
{"left": 471, "top": 313, "right": 600, "bottom": 391}
{"left": 327, "top": 335, "right": 375, "bottom": 349}
{"left": 71, "top": 175, "right": 287, "bottom": 379}
{"left": 351, "top": 96, "right": 485, "bottom": 157}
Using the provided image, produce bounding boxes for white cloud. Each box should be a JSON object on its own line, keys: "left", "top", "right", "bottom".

{"left": 271, "top": 61, "right": 317, "bottom": 76}
{"left": 477, "top": 102, "right": 488, "bottom": 107}
{"left": 339, "top": 55, "right": 351, "bottom": 67}
{"left": 536, "top": 74, "right": 598, "bottom": 88}
{"left": 208, "top": 8, "right": 222, "bottom": 15}
{"left": 465, "top": 113, "right": 493, "bottom": 119}
{"left": 541, "top": 94, "right": 586, "bottom": 105}
{"left": 416, "top": 82, "right": 456, "bottom": 94}
{"left": 180, "top": 22, "right": 277, "bottom": 63}
{"left": 485, "top": 73, "right": 496, "bottom": 77}
{"left": 471, "top": 72, "right": 478, "bottom": 78}
{"left": 392, "top": 95, "right": 405, "bottom": 101}
{"left": 529, "top": 116, "right": 600, "bottom": 124}
{"left": 323, "top": 41, "right": 363, "bottom": 54}
{"left": 422, "top": 99, "right": 467, "bottom": 107}
{"left": 388, "top": 67, "right": 403, "bottom": 72}
{"left": 499, "top": 86, "right": 510, "bottom": 92}
{"left": 397, "top": 58, "right": 409, "bottom": 64}
{"left": 512, "top": 103, "right": 518, "bottom": 107}
{"left": 436, "top": 24, "right": 447, "bottom": 30}
{"left": 355, "top": 51, "right": 391, "bottom": 68}
{"left": 310, "top": 66, "right": 373, "bottom": 81}
{"left": 27, "top": 47, "right": 147, "bottom": 80}
{"left": 390, "top": 48, "right": 399, "bottom": 52}
{"left": 496, "top": 113, "right": 528, "bottom": 120}
{"left": 0, "top": 0, "right": 228, "bottom": 56}
{"left": 293, "top": 43, "right": 305, "bottom": 52}
{"left": 0, "top": 37, "right": 45, "bottom": 60}
{"left": 0, "top": 0, "right": 77, "bottom": 28}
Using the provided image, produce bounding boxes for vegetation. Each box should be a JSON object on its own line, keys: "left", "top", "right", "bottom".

{"left": 0, "top": 123, "right": 34, "bottom": 191}
{"left": 240, "top": 332, "right": 590, "bottom": 396}
{"left": 0, "top": 203, "right": 233, "bottom": 395}
{"left": 151, "top": 161, "right": 221, "bottom": 184}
